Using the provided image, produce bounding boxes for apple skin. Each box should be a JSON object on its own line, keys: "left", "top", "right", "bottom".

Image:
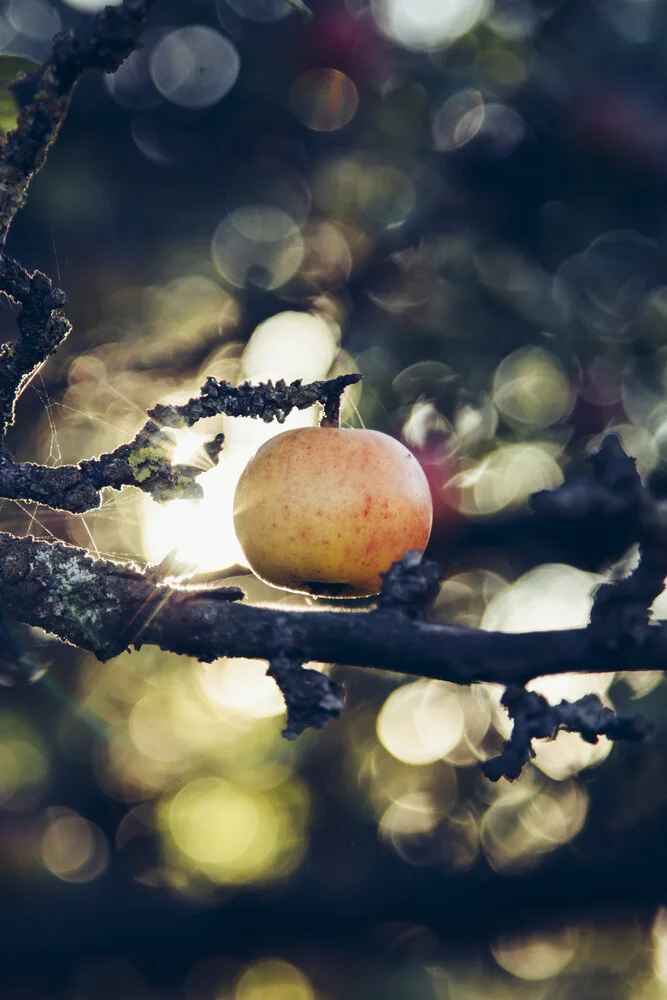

{"left": 233, "top": 427, "right": 433, "bottom": 597}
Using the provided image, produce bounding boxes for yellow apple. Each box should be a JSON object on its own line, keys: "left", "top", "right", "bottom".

{"left": 233, "top": 427, "right": 433, "bottom": 597}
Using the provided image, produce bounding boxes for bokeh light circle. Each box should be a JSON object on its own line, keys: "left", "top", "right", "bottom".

{"left": 377, "top": 680, "right": 464, "bottom": 765}
{"left": 226, "top": 158, "right": 312, "bottom": 230}
{"left": 492, "top": 929, "right": 578, "bottom": 980}
{"left": 7, "top": 0, "right": 60, "bottom": 40}
{"left": 241, "top": 311, "right": 339, "bottom": 383}
{"left": 62, "top": 0, "right": 121, "bottom": 9}
{"left": 492, "top": 347, "right": 573, "bottom": 430}
{"left": 454, "top": 443, "right": 564, "bottom": 516}
{"left": 290, "top": 69, "right": 359, "bottom": 132}
{"left": 105, "top": 30, "right": 163, "bottom": 111}
{"left": 236, "top": 960, "right": 315, "bottom": 1000}
{"left": 432, "top": 89, "right": 485, "bottom": 151}
{"left": 229, "top": 206, "right": 298, "bottom": 242}
{"left": 163, "top": 776, "right": 307, "bottom": 885}
{"left": 211, "top": 214, "right": 304, "bottom": 290}
{"left": 372, "top": 0, "right": 491, "bottom": 51}
{"left": 40, "top": 810, "right": 109, "bottom": 883}
{"left": 150, "top": 26, "right": 240, "bottom": 109}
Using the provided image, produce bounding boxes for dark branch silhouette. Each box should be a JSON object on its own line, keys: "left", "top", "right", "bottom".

{"left": 0, "top": 373, "right": 362, "bottom": 512}
{"left": 481, "top": 685, "right": 651, "bottom": 782}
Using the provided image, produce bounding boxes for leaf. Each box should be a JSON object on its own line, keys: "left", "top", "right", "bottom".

{"left": 0, "top": 55, "right": 42, "bottom": 136}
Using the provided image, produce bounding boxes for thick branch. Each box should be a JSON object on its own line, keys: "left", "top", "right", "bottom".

{"left": 0, "top": 531, "right": 666, "bottom": 684}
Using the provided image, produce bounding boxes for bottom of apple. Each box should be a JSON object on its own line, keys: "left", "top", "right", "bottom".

{"left": 253, "top": 571, "right": 379, "bottom": 599}
{"left": 301, "top": 580, "right": 374, "bottom": 598}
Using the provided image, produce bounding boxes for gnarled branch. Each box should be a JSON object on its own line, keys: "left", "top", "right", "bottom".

{"left": 482, "top": 686, "right": 651, "bottom": 782}
{"left": 0, "top": 532, "right": 665, "bottom": 686}
{"left": 0, "top": 253, "right": 70, "bottom": 432}
{"left": 0, "top": 374, "right": 362, "bottom": 512}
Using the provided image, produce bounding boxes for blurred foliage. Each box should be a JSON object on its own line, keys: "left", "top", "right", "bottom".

{"left": 5, "top": 0, "right": 667, "bottom": 995}
{"left": 0, "top": 54, "right": 40, "bottom": 135}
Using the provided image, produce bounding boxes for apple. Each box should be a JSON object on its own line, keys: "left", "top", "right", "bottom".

{"left": 233, "top": 427, "right": 433, "bottom": 597}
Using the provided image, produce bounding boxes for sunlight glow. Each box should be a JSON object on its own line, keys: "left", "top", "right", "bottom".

{"left": 141, "top": 311, "right": 340, "bottom": 574}
{"left": 198, "top": 659, "right": 285, "bottom": 719}
{"left": 236, "top": 961, "right": 315, "bottom": 1000}
{"left": 372, "top": 0, "right": 490, "bottom": 50}
{"left": 163, "top": 776, "right": 307, "bottom": 884}
{"left": 377, "top": 680, "right": 465, "bottom": 765}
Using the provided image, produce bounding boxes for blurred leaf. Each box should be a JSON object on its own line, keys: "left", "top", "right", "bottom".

{"left": 0, "top": 55, "right": 42, "bottom": 136}
{"left": 282, "top": 0, "right": 313, "bottom": 21}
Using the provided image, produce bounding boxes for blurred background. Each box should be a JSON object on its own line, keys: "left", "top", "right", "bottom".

{"left": 2, "top": 0, "right": 667, "bottom": 995}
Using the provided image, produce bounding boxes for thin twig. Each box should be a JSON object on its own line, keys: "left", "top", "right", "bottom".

{"left": 482, "top": 686, "right": 650, "bottom": 782}
{"left": 0, "top": 375, "right": 361, "bottom": 511}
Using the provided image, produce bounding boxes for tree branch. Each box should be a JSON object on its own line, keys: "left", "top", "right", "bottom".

{"left": 0, "top": 1, "right": 156, "bottom": 432}
{"left": 0, "top": 374, "right": 362, "bottom": 511}
{"left": 0, "top": 253, "right": 70, "bottom": 432}
{"left": 481, "top": 685, "right": 651, "bottom": 782}
{"left": 268, "top": 655, "right": 344, "bottom": 738}
{"left": 0, "top": 0, "right": 157, "bottom": 246}
{"left": 147, "top": 373, "right": 362, "bottom": 429}
{"left": 0, "top": 531, "right": 665, "bottom": 686}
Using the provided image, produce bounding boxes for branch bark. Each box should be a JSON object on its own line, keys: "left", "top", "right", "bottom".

{"left": 0, "top": 374, "right": 361, "bottom": 511}
{"left": 0, "top": 253, "right": 70, "bottom": 431}
{"left": 0, "top": 530, "right": 665, "bottom": 689}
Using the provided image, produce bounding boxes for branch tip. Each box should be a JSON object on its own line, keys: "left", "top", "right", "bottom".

{"left": 268, "top": 655, "right": 344, "bottom": 740}
{"left": 482, "top": 685, "right": 650, "bottom": 782}
{"left": 377, "top": 550, "right": 442, "bottom": 616}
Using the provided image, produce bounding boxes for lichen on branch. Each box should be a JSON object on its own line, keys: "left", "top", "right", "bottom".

{"left": 0, "top": 374, "right": 361, "bottom": 512}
